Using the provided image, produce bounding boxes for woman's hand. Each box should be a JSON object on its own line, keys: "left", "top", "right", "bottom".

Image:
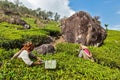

{"left": 36, "top": 57, "right": 42, "bottom": 62}
{"left": 32, "top": 61, "right": 42, "bottom": 65}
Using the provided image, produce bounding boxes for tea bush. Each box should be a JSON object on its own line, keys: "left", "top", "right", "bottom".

{"left": 0, "top": 17, "right": 120, "bottom": 79}
{"left": 21, "top": 17, "right": 38, "bottom": 29}
{"left": 0, "top": 50, "right": 120, "bottom": 80}
{"left": 0, "top": 20, "right": 60, "bottom": 49}
{"left": 56, "top": 42, "right": 79, "bottom": 56}
{"left": 42, "top": 21, "right": 61, "bottom": 37}
{"left": 89, "top": 30, "right": 120, "bottom": 69}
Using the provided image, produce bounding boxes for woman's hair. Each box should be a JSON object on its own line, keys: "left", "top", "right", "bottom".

{"left": 21, "top": 42, "right": 34, "bottom": 52}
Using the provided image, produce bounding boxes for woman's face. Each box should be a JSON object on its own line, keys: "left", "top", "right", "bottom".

{"left": 23, "top": 42, "right": 34, "bottom": 52}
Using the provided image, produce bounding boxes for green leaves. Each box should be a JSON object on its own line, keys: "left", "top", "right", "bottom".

{"left": 0, "top": 19, "right": 120, "bottom": 79}
{"left": 90, "top": 30, "right": 120, "bottom": 69}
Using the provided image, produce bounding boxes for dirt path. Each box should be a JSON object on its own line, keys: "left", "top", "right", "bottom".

{"left": 51, "top": 36, "right": 65, "bottom": 47}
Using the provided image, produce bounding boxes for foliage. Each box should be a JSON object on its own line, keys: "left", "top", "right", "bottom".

{"left": 0, "top": 49, "right": 120, "bottom": 80}
{"left": 56, "top": 42, "right": 79, "bottom": 56}
{"left": 21, "top": 17, "right": 38, "bottom": 29}
{"left": 89, "top": 30, "right": 120, "bottom": 69}
{"left": 0, "top": 17, "right": 61, "bottom": 49}
{"left": 42, "top": 21, "right": 61, "bottom": 36}
{"left": 54, "top": 12, "right": 60, "bottom": 22}
{"left": 0, "top": 1, "right": 120, "bottom": 79}
{"left": 0, "top": 22, "right": 49, "bottom": 49}
{"left": 0, "top": 30, "right": 120, "bottom": 79}
{"left": 0, "top": 0, "right": 60, "bottom": 21}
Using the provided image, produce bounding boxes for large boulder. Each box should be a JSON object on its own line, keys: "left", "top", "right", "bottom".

{"left": 0, "top": 16, "right": 30, "bottom": 29}
{"left": 8, "top": 17, "right": 31, "bottom": 29}
{"left": 42, "top": 36, "right": 54, "bottom": 44}
{"left": 34, "top": 44, "right": 55, "bottom": 54}
{"left": 61, "top": 11, "right": 107, "bottom": 46}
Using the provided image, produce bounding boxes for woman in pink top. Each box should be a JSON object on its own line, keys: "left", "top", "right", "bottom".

{"left": 78, "top": 44, "right": 94, "bottom": 62}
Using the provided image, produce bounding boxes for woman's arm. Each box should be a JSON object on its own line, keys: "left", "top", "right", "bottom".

{"left": 89, "top": 52, "right": 92, "bottom": 57}
{"left": 11, "top": 50, "right": 23, "bottom": 60}
{"left": 31, "top": 61, "right": 42, "bottom": 66}
{"left": 29, "top": 53, "right": 42, "bottom": 61}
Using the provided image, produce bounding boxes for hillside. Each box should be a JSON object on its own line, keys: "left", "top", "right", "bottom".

{"left": 0, "top": 0, "right": 120, "bottom": 80}
{"left": 0, "top": 22, "right": 120, "bottom": 79}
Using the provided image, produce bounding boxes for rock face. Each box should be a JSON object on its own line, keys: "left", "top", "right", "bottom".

{"left": 6, "top": 17, "right": 30, "bottom": 29}
{"left": 0, "top": 16, "right": 31, "bottom": 29}
{"left": 42, "top": 36, "right": 54, "bottom": 44}
{"left": 61, "top": 11, "right": 107, "bottom": 46}
{"left": 34, "top": 44, "right": 55, "bottom": 54}
{"left": 0, "top": 9, "right": 30, "bottom": 29}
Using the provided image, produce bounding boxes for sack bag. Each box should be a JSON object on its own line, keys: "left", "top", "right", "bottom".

{"left": 45, "top": 60, "right": 56, "bottom": 69}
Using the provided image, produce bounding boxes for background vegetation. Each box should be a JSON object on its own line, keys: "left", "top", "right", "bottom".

{"left": 0, "top": 0, "right": 120, "bottom": 80}
{"left": 0, "top": 0, "right": 60, "bottom": 21}
{"left": 0, "top": 22, "right": 120, "bottom": 79}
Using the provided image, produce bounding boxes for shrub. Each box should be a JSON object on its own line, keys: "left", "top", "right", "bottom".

{"left": 90, "top": 30, "right": 120, "bottom": 69}
{"left": 56, "top": 42, "right": 79, "bottom": 56}
{"left": 42, "top": 21, "right": 61, "bottom": 37}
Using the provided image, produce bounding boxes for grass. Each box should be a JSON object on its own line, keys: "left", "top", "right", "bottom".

{"left": 0, "top": 17, "right": 120, "bottom": 79}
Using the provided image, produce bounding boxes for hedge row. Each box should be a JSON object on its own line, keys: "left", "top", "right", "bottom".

{"left": 56, "top": 39, "right": 120, "bottom": 70}
{"left": 0, "top": 34, "right": 49, "bottom": 50}
{"left": 0, "top": 50, "right": 120, "bottom": 80}
{"left": 89, "top": 30, "right": 120, "bottom": 69}
{"left": 0, "top": 20, "right": 61, "bottom": 49}
{"left": 42, "top": 21, "right": 61, "bottom": 37}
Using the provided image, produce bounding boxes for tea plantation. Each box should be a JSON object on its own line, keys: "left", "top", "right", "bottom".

{"left": 0, "top": 19, "right": 120, "bottom": 80}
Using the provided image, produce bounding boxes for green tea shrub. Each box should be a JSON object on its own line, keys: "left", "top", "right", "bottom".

{"left": 90, "top": 30, "right": 120, "bottom": 69}
{"left": 56, "top": 42, "right": 79, "bottom": 56}
{"left": 21, "top": 17, "right": 38, "bottom": 29}
{"left": 0, "top": 48, "right": 18, "bottom": 61}
{"left": 42, "top": 21, "right": 61, "bottom": 37}
{"left": 1, "top": 16, "right": 120, "bottom": 79}
{"left": 0, "top": 51, "right": 120, "bottom": 80}
{"left": 0, "top": 39, "right": 24, "bottom": 50}
{"left": 22, "top": 34, "right": 48, "bottom": 46}
{"left": 0, "top": 22, "right": 50, "bottom": 49}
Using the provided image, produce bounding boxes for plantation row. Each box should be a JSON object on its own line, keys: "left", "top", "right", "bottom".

{"left": 0, "top": 42, "right": 120, "bottom": 80}
{"left": 0, "top": 18, "right": 61, "bottom": 49}
{"left": 56, "top": 39, "right": 120, "bottom": 70}
{"left": 90, "top": 30, "right": 120, "bottom": 69}
{"left": 0, "top": 34, "right": 120, "bottom": 79}
{"left": 0, "top": 17, "right": 120, "bottom": 79}
{"left": 0, "top": 36, "right": 120, "bottom": 79}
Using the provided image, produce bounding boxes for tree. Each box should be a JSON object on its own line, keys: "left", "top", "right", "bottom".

{"left": 36, "top": 8, "right": 41, "bottom": 13}
{"left": 47, "top": 11, "right": 53, "bottom": 19}
{"left": 105, "top": 24, "right": 108, "bottom": 31}
{"left": 0, "top": 0, "right": 11, "bottom": 10}
{"left": 14, "top": 0, "right": 22, "bottom": 7}
{"left": 54, "top": 12, "right": 60, "bottom": 22}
